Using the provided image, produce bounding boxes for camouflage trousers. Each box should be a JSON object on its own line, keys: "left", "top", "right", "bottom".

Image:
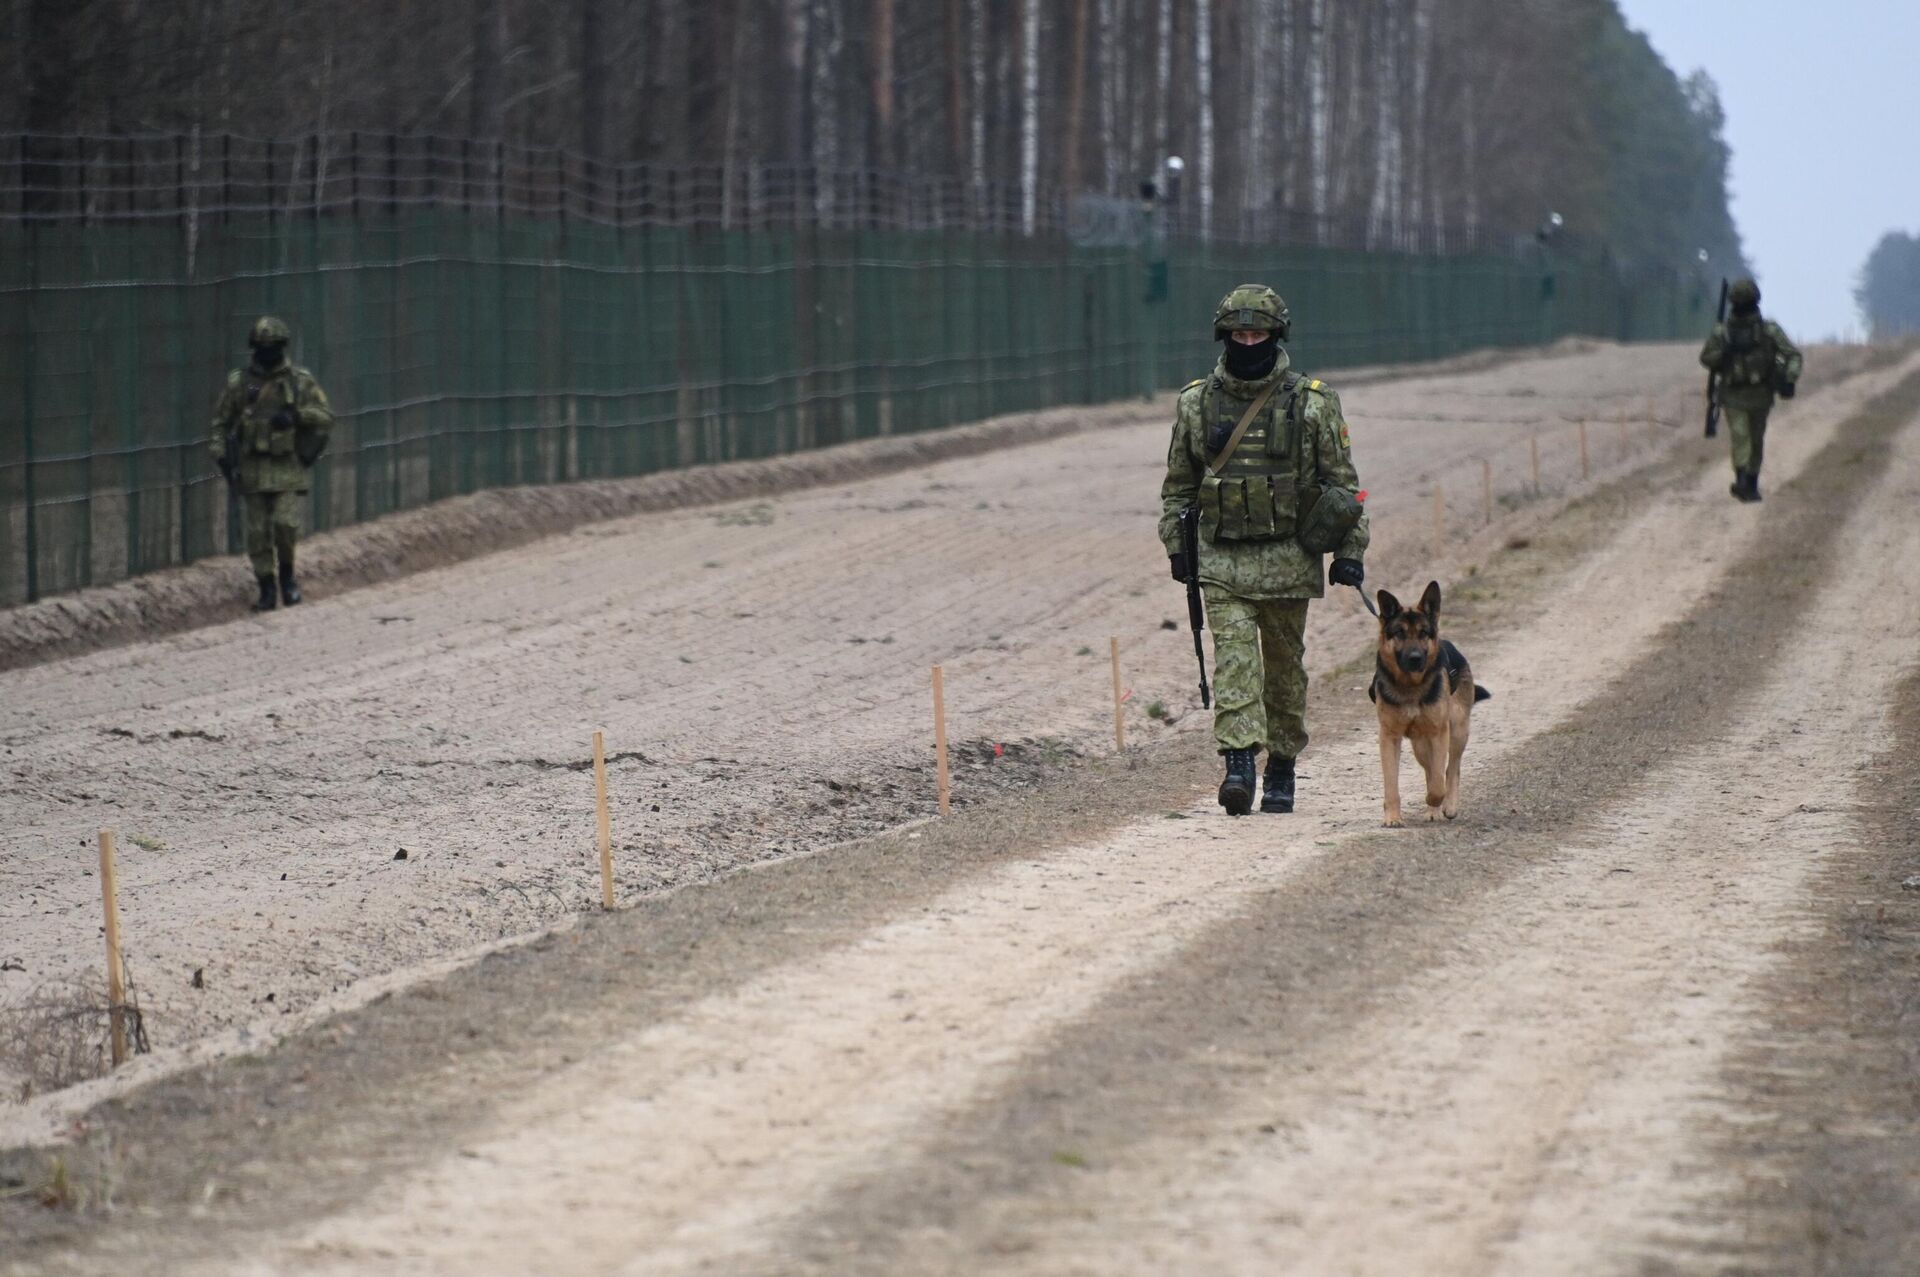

{"left": 1203, "top": 587, "right": 1309, "bottom": 757}
{"left": 1724, "top": 402, "right": 1772, "bottom": 474}
{"left": 241, "top": 490, "right": 302, "bottom": 579}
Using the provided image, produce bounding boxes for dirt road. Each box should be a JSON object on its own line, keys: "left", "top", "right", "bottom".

{"left": 0, "top": 339, "right": 1720, "bottom": 1102}
{"left": 4, "top": 341, "right": 1918, "bottom": 1274}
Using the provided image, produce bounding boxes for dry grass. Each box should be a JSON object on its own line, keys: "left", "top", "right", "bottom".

{"left": 0, "top": 972, "right": 149, "bottom": 1101}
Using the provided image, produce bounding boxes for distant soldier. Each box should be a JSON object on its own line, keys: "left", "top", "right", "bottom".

{"left": 1700, "top": 277, "right": 1802, "bottom": 502}
{"left": 210, "top": 316, "right": 333, "bottom": 610}
{"left": 1160, "top": 285, "right": 1370, "bottom": 815}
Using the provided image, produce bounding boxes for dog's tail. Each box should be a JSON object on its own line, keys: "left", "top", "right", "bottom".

{"left": 1474, "top": 684, "right": 1492, "bottom": 702}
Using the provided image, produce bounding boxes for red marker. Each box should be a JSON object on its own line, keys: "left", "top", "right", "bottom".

{"left": 1356, "top": 489, "right": 1368, "bottom": 503}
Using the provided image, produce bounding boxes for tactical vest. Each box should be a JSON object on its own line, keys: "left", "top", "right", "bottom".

{"left": 1197, "top": 372, "right": 1308, "bottom": 542}
{"left": 1720, "top": 318, "right": 1778, "bottom": 390}
{"left": 237, "top": 368, "right": 301, "bottom": 458}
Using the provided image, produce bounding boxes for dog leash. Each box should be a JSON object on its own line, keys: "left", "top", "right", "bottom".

{"left": 1352, "top": 584, "right": 1379, "bottom": 619}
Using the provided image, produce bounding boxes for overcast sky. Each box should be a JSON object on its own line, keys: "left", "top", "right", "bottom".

{"left": 1614, "top": 0, "right": 1917, "bottom": 340}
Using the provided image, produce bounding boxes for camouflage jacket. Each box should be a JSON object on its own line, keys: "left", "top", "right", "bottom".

{"left": 209, "top": 361, "right": 334, "bottom": 494}
{"left": 1700, "top": 315, "right": 1802, "bottom": 410}
{"left": 1158, "top": 351, "right": 1368, "bottom": 600}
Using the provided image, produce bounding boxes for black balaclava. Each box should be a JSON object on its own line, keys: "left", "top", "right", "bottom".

{"left": 251, "top": 341, "right": 287, "bottom": 371}
{"left": 1222, "top": 332, "right": 1280, "bottom": 381}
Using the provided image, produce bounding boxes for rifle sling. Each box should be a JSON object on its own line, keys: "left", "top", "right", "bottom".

{"left": 1205, "top": 377, "right": 1284, "bottom": 477}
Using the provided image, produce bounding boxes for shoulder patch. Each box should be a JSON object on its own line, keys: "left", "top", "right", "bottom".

{"left": 1182, "top": 378, "right": 1207, "bottom": 393}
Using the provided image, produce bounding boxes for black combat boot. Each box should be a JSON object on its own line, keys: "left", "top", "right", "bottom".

{"left": 1744, "top": 470, "right": 1762, "bottom": 502}
{"left": 1217, "top": 748, "right": 1257, "bottom": 816}
{"left": 1731, "top": 469, "right": 1761, "bottom": 503}
{"left": 278, "top": 561, "right": 302, "bottom": 606}
{"left": 1261, "top": 755, "right": 1296, "bottom": 813}
{"left": 251, "top": 576, "right": 278, "bottom": 612}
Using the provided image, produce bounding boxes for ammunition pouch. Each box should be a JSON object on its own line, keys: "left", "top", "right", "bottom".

{"left": 1295, "top": 483, "right": 1365, "bottom": 555}
{"left": 1198, "top": 473, "right": 1295, "bottom": 543}
{"left": 295, "top": 421, "right": 327, "bottom": 466}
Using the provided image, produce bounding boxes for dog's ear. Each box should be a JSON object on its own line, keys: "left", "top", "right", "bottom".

{"left": 1376, "top": 589, "right": 1401, "bottom": 621}
{"left": 1420, "top": 580, "right": 1442, "bottom": 619}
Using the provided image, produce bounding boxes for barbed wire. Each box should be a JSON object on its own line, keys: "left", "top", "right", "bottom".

{"left": 1, "top": 130, "right": 1557, "bottom": 259}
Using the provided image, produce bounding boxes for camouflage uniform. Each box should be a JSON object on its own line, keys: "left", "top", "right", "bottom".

{"left": 1160, "top": 286, "right": 1368, "bottom": 811}
{"left": 210, "top": 317, "right": 333, "bottom": 606}
{"left": 1699, "top": 278, "right": 1801, "bottom": 501}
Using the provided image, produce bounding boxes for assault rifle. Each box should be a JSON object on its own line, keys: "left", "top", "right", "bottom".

{"left": 219, "top": 425, "right": 243, "bottom": 552}
{"left": 218, "top": 426, "right": 240, "bottom": 487}
{"left": 1704, "top": 277, "right": 1728, "bottom": 438}
{"left": 1177, "top": 504, "right": 1211, "bottom": 709}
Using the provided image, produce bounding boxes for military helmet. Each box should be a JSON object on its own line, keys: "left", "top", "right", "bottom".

{"left": 249, "top": 315, "right": 292, "bottom": 346}
{"left": 1213, "top": 284, "right": 1291, "bottom": 341}
{"left": 1728, "top": 278, "right": 1760, "bottom": 309}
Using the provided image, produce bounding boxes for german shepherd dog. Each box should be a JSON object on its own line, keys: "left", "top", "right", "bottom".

{"left": 1369, "top": 581, "right": 1491, "bottom": 827}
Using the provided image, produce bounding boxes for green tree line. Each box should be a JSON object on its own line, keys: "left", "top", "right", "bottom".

{"left": 1856, "top": 231, "right": 1920, "bottom": 339}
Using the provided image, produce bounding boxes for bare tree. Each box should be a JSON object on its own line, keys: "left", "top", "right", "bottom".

{"left": 1194, "top": 0, "right": 1213, "bottom": 237}
{"left": 1062, "top": 0, "right": 1088, "bottom": 195}
{"left": 470, "top": 0, "right": 506, "bottom": 142}
{"left": 870, "top": 0, "right": 894, "bottom": 169}
{"left": 1307, "top": 0, "right": 1329, "bottom": 235}
{"left": 1018, "top": 0, "right": 1039, "bottom": 232}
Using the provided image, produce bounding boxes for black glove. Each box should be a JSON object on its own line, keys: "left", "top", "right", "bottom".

{"left": 1169, "top": 552, "right": 1191, "bottom": 583}
{"left": 1778, "top": 381, "right": 1796, "bottom": 399}
{"left": 1328, "top": 558, "right": 1365, "bottom": 589}
{"left": 272, "top": 406, "right": 297, "bottom": 431}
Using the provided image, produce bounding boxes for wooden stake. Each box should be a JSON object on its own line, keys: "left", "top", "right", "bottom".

{"left": 1109, "top": 637, "right": 1126, "bottom": 752}
{"left": 593, "top": 729, "right": 614, "bottom": 909}
{"left": 1530, "top": 436, "right": 1541, "bottom": 492}
{"left": 1481, "top": 458, "right": 1494, "bottom": 524}
{"left": 1578, "top": 421, "right": 1590, "bottom": 480}
{"left": 932, "top": 665, "right": 952, "bottom": 815}
{"left": 1432, "top": 484, "right": 1445, "bottom": 560}
{"left": 98, "top": 829, "right": 128, "bottom": 1068}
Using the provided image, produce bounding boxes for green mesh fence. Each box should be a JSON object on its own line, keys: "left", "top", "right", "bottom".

{"left": 0, "top": 213, "right": 1706, "bottom": 606}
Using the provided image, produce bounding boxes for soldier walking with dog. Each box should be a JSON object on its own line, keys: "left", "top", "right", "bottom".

{"left": 210, "top": 316, "right": 333, "bottom": 610}
{"left": 1699, "top": 277, "right": 1802, "bottom": 503}
{"left": 1160, "top": 285, "right": 1369, "bottom": 816}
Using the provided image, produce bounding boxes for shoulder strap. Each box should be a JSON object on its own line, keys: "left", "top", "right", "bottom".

{"left": 1285, "top": 372, "right": 1313, "bottom": 475}
{"left": 1206, "top": 376, "right": 1286, "bottom": 477}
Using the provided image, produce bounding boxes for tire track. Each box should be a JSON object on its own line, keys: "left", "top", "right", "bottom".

{"left": 2, "top": 344, "right": 1725, "bottom": 1073}
{"left": 51, "top": 357, "right": 1904, "bottom": 1277}
{"left": 704, "top": 366, "right": 1920, "bottom": 1274}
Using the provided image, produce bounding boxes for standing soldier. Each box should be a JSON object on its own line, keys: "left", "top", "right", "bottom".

{"left": 211, "top": 316, "right": 333, "bottom": 610}
{"left": 1700, "top": 277, "right": 1802, "bottom": 502}
{"left": 1160, "top": 285, "right": 1369, "bottom": 816}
